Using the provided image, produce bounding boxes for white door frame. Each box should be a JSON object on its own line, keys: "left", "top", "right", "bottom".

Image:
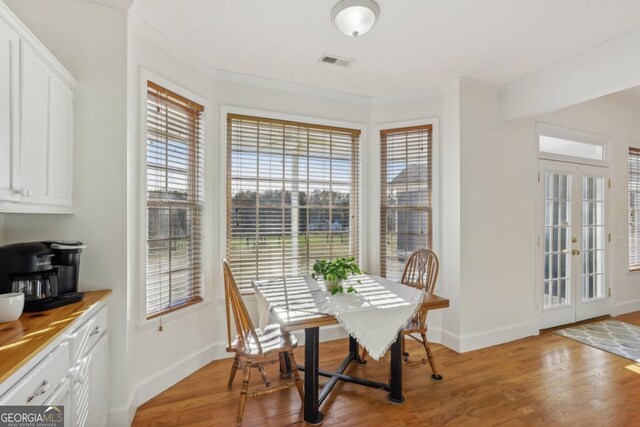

{"left": 535, "top": 159, "right": 611, "bottom": 330}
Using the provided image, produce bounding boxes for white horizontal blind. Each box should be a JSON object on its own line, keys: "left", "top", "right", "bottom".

{"left": 380, "top": 125, "right": 433, "bottom": 280}
{"left": 227, "top": 114, "right": 360, "bottom": 292}
{"left": 629, "top": 148, "right": 640, "bottom": 269}
{"left": 146, "top": 81, "right": 204, "bottom": 319}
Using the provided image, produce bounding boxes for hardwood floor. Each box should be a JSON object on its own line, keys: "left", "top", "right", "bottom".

{"left": 133, "top": 312, "right": 640, "bottom": 426}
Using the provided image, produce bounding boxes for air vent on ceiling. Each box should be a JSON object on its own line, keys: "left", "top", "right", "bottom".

{"left": 319, "top": 53, "right": 354, "bottom": 67}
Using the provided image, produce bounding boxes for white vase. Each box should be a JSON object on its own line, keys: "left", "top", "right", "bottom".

{"left": 324, "top": 279, "right": 342, "bottom": 292}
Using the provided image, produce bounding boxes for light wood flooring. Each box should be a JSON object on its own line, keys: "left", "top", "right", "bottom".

{"left": 133, "top": 312, "right": 640, "bottom": 426}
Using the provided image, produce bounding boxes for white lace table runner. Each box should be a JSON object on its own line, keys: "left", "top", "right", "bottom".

{"left": 253, "top": 274, "right": 425, "bottom": 361}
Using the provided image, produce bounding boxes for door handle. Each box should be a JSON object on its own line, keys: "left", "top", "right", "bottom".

{"left": 572, "top": 249, "right": 580, "bottom": 256}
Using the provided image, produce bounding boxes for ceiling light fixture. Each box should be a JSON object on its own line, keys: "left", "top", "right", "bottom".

{"left": 331, "top": 0, "right": 380, "bottom": 37}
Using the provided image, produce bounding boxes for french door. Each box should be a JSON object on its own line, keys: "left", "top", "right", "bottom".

{"left": 539, "top": 160, "right": 609, "bottom": 329}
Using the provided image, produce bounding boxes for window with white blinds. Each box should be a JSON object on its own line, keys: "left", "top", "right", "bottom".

{"left": 380, "top": 125, "right": 433, "bottom": 280}
{"left": 629, "top": 147, "right": 640, "bottom": 270}
{"left": 145, "top": 81, "right": 203, "bottom": 319}
{"left": 227, "top": 114, "right": 360, "bottom": 292}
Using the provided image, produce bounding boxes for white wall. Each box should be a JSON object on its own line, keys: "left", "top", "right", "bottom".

{"left": 4, "top": 2, "right": 640, "bottom": 422}
{"left": 126, "top": 24, "right": 373, "bottom": 413}
{"left": 501, "top": 28, "right": 640, "bottom": 120}
{"left": 458, "top": 80, "right": 537, "bottom": 350}
{"left": 534, "top": 92, "right": 640, "bottom": 316}
{"left": 1, "top": 0, "right": 130, "bottom": 424}
{"left": 455, "top": 78, "right": 640, "bottom": 351}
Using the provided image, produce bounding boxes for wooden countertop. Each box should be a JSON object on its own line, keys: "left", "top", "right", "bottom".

{"left": 0, "top": 290, "right": 111, "bottom": 383}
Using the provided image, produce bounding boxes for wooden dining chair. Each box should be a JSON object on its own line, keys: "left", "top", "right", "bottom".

{"left": 223, "top": 260, "right": 304, "bottom": 424}
{"left": 361, "top": 249, "right": 443, "bottom": 380}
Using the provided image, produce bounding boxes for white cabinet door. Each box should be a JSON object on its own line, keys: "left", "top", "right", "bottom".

{"left": 0, "top": 17, "right": 19, "bottom": 202}
{"left": 44, "top": 378, "right": 71, "bottom": 427}
{"left": 71, "top": 334, "right": 108, "bottom": 427}
{"left": 87, "top": 334, "right": 108, "bottom": 427}
{"left": 48, "top": 75, "right": 73, "bottom": 205}
{"left": 19, "top": 41, "right": 50, "bottom": 203}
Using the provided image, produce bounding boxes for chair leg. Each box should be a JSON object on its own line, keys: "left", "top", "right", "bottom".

{"left": 228, "top": 353, "right": 240, "bottom": 388}
{"left": 287, "top": 350, "right": 304, "bottom": 402}
{"left": 420, "top": 332, "right": 443, "bottom": 381}
{"left": 258, "top": 365, "right": 271, "bottom": 387}
{"left": 236, "top": 363, "right": 251, "bottom": 424}
{"left": 402, "top": 335, "right": 410, "bottom": 362}
{"left": 278, "top": 352, "right": 289, "bottom": 378}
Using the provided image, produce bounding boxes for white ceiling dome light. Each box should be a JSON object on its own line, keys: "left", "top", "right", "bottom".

{"left": 331, "top": 0, "right": 380, "bottom": 37}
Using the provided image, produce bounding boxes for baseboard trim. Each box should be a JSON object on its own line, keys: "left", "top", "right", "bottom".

{"left": 112, "top": 324, "right": 355, "bottom": 425}
{"left": 439, "top": 329, "right": 461, "bottom": 353}
{"left": 458, "top": 321, "right": 535, "bottom": 353}
{"left": 110, "top": 321, "right": 528, "bottom": 426}
{"left": 611, "top": 298, "right": 640, "bottom": 316}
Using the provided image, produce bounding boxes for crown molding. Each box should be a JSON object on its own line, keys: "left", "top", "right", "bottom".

{"left": 371, "top": 87, "right": 441, "bottom": 106}
{"left": 212, "top": 69, "right": 372, "bottom": 106}
{"left": 133, "top": 20, "right": 447, "bottom": 107}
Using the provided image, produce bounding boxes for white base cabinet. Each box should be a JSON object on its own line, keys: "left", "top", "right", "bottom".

{"left": 0, "top": 1, "right": 76, "bottom": 213}
{"left": 0, "top": 304, "right": 109, "bottom": 427}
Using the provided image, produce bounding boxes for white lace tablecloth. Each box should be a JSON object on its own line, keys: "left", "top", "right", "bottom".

{"left": 253, "top": 274, "right": 425, "bottom": 361}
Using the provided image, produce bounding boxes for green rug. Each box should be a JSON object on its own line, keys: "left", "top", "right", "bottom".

{"left": 553, "top": 320, "right": 640, "bottom": 362}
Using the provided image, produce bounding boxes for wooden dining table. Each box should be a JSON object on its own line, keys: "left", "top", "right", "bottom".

{"left": 252, "top": 275, "right": 449, "bottom": 425}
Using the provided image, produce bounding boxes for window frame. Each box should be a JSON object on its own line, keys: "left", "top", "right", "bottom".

{"left": 376, "top": 119, "right": 439, "bottom": 283}
{"left": 629, "top": 147, "right": 640, "bottom": 271}
{"left": 537, "top": 122, "right": 610, "bottom": 167}
{"left": 137, "top": 69, "right": 211, "bottom": 328}
{"left": 220, "top": 105, "right": 366, "bottom": 298}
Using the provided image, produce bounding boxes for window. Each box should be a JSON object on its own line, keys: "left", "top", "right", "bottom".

{"left": 226, "top": 114, "right": 360, "bottom": 292}
{"left": 629, "top": 148, "right": 640, "bottom": 270}
{"left": 380, "top": 125, "right": 433, "bottom": 280}
{"left": 145, "top": 81, "right": 204, "bottom": 319}
{"left": 539, "top": 136, "right": 605, "bottom": 161}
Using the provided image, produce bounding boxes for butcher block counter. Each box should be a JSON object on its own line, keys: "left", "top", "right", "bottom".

{"left": 0, "top": 290, "right": 111, "bottom": 383}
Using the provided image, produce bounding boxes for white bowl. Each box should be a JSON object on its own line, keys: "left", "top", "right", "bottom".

{"left": 0, "top": 293, "right": 24, "bottom": 323}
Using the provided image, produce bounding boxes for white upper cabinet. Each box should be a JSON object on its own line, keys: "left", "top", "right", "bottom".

{"left": 0, "top": 3, "right": 76, "bottom": 213}
{"left": 0, "top": 17, "right": 19, "bottom": 203}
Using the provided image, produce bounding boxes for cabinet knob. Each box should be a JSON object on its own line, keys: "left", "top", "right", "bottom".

{"left": 13, "top": 188, "right": 28, "bottom": 197}
{"left": 89, "top": 326, "right": 101, "bottom": 337}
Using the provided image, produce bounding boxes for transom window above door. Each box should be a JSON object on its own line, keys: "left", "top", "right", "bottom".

{"left": 537, "top": 123, "right": 608, "bottom": 165}
{"left": 226, "top": 114, "right": 361, "bottom": 293}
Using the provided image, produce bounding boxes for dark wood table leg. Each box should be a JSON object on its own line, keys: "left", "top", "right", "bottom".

{"left": 304, "top": 327, "right": 324, "bottom": 425}
{"left": 388, "top": 331, "right": 405, "bottom": 404}
{"left": 349, "top": 334, "right": 366, "bottom": 364}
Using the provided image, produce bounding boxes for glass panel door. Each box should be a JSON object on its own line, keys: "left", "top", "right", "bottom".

{"left": 543, "top": 172, "right": 571, "bottom": 310}
{"left": 539, "top": 161, "right": 609, "bottom": 329}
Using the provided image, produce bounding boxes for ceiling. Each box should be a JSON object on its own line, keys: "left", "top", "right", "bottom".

{"left": 85, "top": 0, "right": 133, "bottom": 9}
{"left": 135, "top": 0, "right": 640, "bottom": 97}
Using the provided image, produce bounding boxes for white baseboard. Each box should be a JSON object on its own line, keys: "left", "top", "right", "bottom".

{"left": 439, "top": 329, "right": 461, "bottom": 353}
{"left": 111, "top": 324, "right": 355, "bottom": 426}
{"left": 108, "top": 321, "right": 530, "bottom": 426}
{"left": 457, "top": 321, "right": 535, "bottom": 353}
{"left": 611, "top": 298, "right": 640, "bottom": 316}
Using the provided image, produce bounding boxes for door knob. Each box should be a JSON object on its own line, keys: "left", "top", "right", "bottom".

{"left": 572, "top": 237, "right": 577, "bottom": 243}
{"left": 572, "top": 249, "right": 580, "bottom": 256}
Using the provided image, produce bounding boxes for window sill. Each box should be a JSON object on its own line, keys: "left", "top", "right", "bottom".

{"left": 629, "top": 266, "right": 640, "bottom": 272}
{"left": 137, "top": 297, "right": 211, "bottom": 331}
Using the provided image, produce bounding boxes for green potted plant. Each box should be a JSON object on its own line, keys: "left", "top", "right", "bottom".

{"left": 311, "top": 256, "right": 362, "bottom": 295}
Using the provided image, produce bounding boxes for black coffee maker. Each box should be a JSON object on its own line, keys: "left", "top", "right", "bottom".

{"left": 0, "top": 240, "right": 86, "bottom": 312}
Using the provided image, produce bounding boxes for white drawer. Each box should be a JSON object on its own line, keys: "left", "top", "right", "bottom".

{"left": 0, "top": 341, "right": 70, "bottom": 406}
{"left": 68, "top": 306, "right": 107, "bottom": 364}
